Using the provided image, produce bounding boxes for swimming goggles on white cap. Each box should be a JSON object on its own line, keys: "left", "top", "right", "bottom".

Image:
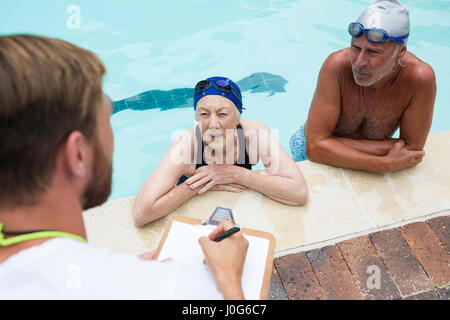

{"left": 348, "top": 22, "right": 409, "bottom": 45}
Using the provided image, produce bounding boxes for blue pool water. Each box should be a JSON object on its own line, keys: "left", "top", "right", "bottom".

{"left": 2, "top": 0, "right": 450, "bottom": 200}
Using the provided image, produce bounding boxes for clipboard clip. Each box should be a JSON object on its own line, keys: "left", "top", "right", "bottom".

{"left": 201, "top": 206, "right": 236, "bottom": 226}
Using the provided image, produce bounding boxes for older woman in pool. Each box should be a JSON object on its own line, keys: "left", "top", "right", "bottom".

{"left": 133, "top": 77, "right": 308, "bottom": 227}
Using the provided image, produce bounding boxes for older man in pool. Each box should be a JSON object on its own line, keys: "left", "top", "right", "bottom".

{"left": 290, "top": 0, "right": 436, "bottom": 174}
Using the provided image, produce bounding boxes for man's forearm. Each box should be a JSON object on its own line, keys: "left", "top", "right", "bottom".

{"left": 330, "top": 136, "right": 398, "bottom": 156}
{"left": 308, "top": 138, "right": 391, "bottom": 174}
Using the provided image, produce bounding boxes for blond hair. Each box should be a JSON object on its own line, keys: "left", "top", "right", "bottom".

{"left": 0, "top": 35, "right": 106, "bottom": 206}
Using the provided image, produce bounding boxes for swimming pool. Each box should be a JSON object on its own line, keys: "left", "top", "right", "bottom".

{"left": 2, "top": 0, "right": 449, "bottom": 200}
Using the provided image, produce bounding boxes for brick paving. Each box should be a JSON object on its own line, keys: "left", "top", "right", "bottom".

{"left": 269, "top": 216, "right": 450, "bottom": 300}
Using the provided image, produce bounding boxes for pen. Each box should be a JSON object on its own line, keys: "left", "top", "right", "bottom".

{"left": 213, "top": 226, "right": 241, "bottom": 242}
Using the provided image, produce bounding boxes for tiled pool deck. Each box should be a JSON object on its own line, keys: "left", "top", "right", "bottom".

{"left": 269, "top": 215, "right": 449, "bottom": 300}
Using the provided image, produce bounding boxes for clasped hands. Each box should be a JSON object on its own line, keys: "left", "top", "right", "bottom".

{"left": 184, "top": 164, "right": 248, "bottom": 195}
{"left": 384, "top": 139, "right": 426, "bottom": 173}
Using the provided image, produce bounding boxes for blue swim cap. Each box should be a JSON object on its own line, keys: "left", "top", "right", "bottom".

{"left": 194, "top": 76, "right": 243, "bottom": 113}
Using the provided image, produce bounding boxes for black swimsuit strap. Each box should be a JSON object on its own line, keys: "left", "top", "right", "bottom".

{"left": 176, "top": 124, "right": 251, "bottom": 186}
{"left": 236, "top": 124, "right": 247, "bottom": 166}
{"left": 195, "top": 123, "right": 248, "bottom": 168}
{"left": 194, "top": 124, "right": 203, "bottom": 166}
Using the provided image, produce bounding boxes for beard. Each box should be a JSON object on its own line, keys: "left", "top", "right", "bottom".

{"left": 82, "top": 136, "right": 112, "bottom": 210}
{"left": 353, "top": 64, "right": 395, "bottom": 87}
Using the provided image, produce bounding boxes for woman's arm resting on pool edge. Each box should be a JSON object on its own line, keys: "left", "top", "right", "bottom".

{"left": 239, "top": 126, "right": 309, "bottom": 206}
{"left": 133, "top": 136, "right": 202, "bottom": 227}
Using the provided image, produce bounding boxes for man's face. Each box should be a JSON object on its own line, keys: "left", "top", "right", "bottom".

{"left": 349, "top": 36, "right": 400, "bottom": 87}
{"left": 82, "top": 95, "right": 114, "bottom": 210}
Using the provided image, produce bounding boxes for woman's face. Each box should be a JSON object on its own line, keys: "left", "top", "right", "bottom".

{"left": 195, "top": 95, "right": 240, "bottom": 145}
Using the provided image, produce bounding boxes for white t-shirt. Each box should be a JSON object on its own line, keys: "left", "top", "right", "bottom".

{"left": 0, "top": 238, "right": 218, "bottom": 299}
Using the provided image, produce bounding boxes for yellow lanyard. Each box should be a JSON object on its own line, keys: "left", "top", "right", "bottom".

{"left": 0, "top": 223, "right": 86, "bottom": 246}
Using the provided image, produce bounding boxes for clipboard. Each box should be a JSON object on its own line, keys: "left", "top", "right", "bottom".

{"left": 154, "top": 215, "right": 276, "bottom": 300}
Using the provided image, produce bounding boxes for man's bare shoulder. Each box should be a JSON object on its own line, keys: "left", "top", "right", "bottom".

{"left": 321, "top": 49, "right": 352, "bottom": 71}
{"left": 403, "top": 52, "right": 436, "bottom": 85}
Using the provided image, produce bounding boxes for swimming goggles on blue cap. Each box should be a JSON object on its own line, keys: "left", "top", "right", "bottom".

{"left": 348, "top": 22, "right": 409, "bottom": 45}
{"left": 195, "top": 79, "right": 242, "bottom": 103}
{"left": 194, "top": 78, "right": 244, "bottom": 113}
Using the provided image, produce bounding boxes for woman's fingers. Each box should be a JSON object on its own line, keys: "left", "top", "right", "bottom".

{"left": 198, "top": 180, "right": 216, "bottom": 195}
{"left": 186, "top": 167, "right": 242, "bottom": 194}
{"left": 189, "top": 175, "right": 212, "bottom": 190}
{"left": 185, "top": 171, "right": 207, "bottom": 185}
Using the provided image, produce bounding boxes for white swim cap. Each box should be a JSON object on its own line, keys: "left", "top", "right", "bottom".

{"left": 357, "top": 0, "right": 410, "bottom": 38}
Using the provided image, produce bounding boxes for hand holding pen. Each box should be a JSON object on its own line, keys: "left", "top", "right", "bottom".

{"left": 198, "top": 220, "right": 249, "bottom": 299}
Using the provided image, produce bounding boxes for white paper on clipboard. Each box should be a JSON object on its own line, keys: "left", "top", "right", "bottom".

{"left": 157, "top": 220, "right": 270, "bottom": 300}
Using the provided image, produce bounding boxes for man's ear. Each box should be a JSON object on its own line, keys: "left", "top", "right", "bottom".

{"left": 64, "top": 131, "right": 91, "bottom": 178}
{"left": 398, "top": 44, "right": 407, "bottom": 60}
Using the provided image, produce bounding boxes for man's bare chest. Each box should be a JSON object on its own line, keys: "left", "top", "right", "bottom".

{"left": 335, "top": 89, "right": 409, "bottom": 140}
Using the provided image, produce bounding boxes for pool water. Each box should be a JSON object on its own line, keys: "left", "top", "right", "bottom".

{"left": 1, "top": 0, "right": 449, "bottom": 200}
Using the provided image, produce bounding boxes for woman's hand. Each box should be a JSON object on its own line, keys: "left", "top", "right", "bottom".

{"left": 185, "top": 165, "right": 245, "bottom": 195}
{"left": 210, "top": 183, "right": 247, "bottom": 193}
